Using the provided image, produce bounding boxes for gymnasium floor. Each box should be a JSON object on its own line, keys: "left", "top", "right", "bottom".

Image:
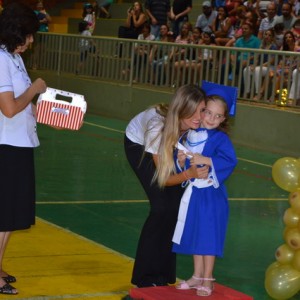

{"left": 3, "top": 114, "right": 298, "bottom": 300}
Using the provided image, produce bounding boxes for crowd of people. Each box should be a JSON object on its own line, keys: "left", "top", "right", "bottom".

{"left": 113, "top": 0, "right": 300, "bottom": 103}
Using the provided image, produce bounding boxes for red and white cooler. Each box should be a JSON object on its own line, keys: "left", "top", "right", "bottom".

{"left": 37, "top": 88, "right": 87, "bottom": 130}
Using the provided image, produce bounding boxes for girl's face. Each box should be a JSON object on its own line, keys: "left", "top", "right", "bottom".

{"left": 264, "top": 30, "right": 273, "bottom": 42}
{"left": 192, "top": 28, "right": 201, "bottom": 40}
{"left": 218, "top": 7, "right": 225, "bottom": 18}
{"left": 14, "top": 35, "right": 33, "bottom": 54}
{"left": 180, "top": 102, "right": 205, "bottom": 131}
{"left": 201, "top": 99, "right": 225, "bottom": 130}
{"left": 160, "top": 25, "right": 168, "bottom": 36}
{"left": 285, "top": 33, "right": 294, "bottom": 44}
{"left": 181, "top": 24, "right": 190, "bottom": 36}
{"left": 133, "top": 2, "right": 141, "bottom": 11}
{"left": 202, "top": 33, "right": 211, "bottom": 44}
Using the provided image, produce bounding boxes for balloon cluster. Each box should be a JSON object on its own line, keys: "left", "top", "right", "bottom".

{"left": 265, "top": 157, "right": 300, "bottom": 300}
{"left": 276, "top": 89, "right": 288, "bottom": 107}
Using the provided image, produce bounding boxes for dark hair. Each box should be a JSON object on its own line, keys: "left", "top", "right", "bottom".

{"left": 82, "top": 2, "right": 93, "bottom": 18}
{"left": 78, "top": 20, "right": 89, "bottom": 33}
{"left": 282, "top": 30, "right": 296, "bottom": 50}
{"left": 0, "top": 2, "right": 39, "bottom": 53}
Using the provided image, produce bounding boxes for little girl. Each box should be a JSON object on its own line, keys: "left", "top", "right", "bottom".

{"left": 82, "top": 3, "right": 95, "bottom": 34}
{"left": 173, "top": 81, "right": 238, "bottom": 297}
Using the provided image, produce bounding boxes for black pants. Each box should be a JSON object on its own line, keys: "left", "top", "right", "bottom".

{"left": 124, "top": 135, "right": 183, "bottom": 286}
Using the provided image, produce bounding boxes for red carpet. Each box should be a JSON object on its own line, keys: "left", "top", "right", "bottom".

{"left": 130, "top": 284, "right": 253, "bottom": 300}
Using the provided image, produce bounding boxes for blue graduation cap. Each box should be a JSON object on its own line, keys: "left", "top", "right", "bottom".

{"left": 84, "top": 2, "right": 93, "bottom": 8}
{"left": 201, "top": 81, "right": 238, "bottom": 116}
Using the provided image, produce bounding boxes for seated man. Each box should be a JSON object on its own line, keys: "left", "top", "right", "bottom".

{"left": 195, "top": 1, "right": 218, "bottom": 33}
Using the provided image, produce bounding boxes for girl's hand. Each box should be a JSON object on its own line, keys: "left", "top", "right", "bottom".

{"left": 177, "top": 150, "right": 187, "bottom": 168}
{"left": 190, "top": 153, "right": 204, "bottom": 165}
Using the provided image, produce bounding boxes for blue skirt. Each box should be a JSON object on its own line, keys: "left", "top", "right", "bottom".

{"left": 172, "top": 185, "right": 229, "bottom": 257}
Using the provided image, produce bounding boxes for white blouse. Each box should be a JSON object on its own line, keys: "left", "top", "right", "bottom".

{"left": 125, "top": 107, "right": 164, "bottom": 154}
{"left": 0, "top": 47, "right": 39, "bottom": 147}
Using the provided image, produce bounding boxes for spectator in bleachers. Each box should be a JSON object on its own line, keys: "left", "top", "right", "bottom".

{"left": 274, "top": 3, "right": 297, "bottom": 32}
{"left": 145, "top": 0, "right": 171, "bottom": 38}
{"left": 225, "top": 5, "right": 248, "bottom": 47}
{"left": 175, "top": 26, "right": 202, "bottom": 84}
{"left": 149, "top": 24, "right": 174, "bottom": 84}
{"left": 294, "top": 0, "right": 300, "bottom": 16}
{"left": 258, "top": 2, "right": 279, "bottom": 39}
{"left": 245, "top": 9, "right": 260, "bottom": 35}
{"left": 291, "top": 18, "right": 300, "bottom": 44}
{"left": 221, "top": 21, "right": 261, "bottom": 94}
{"left": 225, "top": 0, "right": 243, "bottom": 26}
{"left": 118, "top": 1, "right": 147, "bottom": 39}
{"left": 76, "top": 20, "right": 95, "bottom": 75}
{"left": 192, "top": 30, "right": 216, "bottom": 81}
{"left": 32, "top": 1, "right": 52, "bottom": 70}
{"left": 288, "top": 65, "right": 300, "bottom": 104}
{"left": 269, "top": 30, "right": 300, "bottom": 101}
{"left": 212, "top": 6, "right": 235, "bottom": 46}
{"left": 170, "top": 0, "right": 192, "bottom": 38}
{"left": 273, "top": 22, "right": 284, "bottom": 48}
{"left": 170, "top": 21, "right": 192, "bottom": 87}
{"left": 123, "top": 23, "right": 155, "bottom": 82}
{"left": 94, "top": 0, "right": 113, "bottom": 19}
{"left": 34, "top": 1, "right": 51, "bottom": 33}
{"left": 82, "top": 3, "right": 96, "bottom": 34}
{"left": 243, "top": 28, "right": 277, "bottom": 99}
{"left": 195, "top": 1, "right": 218, "bottom": 33}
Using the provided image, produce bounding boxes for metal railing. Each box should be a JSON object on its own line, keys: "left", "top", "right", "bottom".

{"left": 24, "top": 32, "right": 300, "bottom": 108}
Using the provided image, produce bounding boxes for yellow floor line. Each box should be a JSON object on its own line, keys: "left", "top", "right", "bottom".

{"left": 2, "top": 218, "right": 133, "bottom": 300}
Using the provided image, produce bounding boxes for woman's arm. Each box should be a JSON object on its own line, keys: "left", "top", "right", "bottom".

{"left": 153, "top": 153, "right": 209, "bottom": 186}
{"left": 0, "top": 78, "right": 47, "bottom": 118}
{"left": 132, "top": 12, "right": 147, "bottom": 28}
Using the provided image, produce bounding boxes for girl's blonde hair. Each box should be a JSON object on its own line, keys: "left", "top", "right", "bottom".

{"left": 154, "top": 84, "right": 206, "bottom": 187}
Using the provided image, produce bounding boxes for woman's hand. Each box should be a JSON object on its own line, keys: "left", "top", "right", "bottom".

{"left": 187, "top": 164, "right": 209, "bottom": 179}
{"left": 32, "top": 78, "right": 47, "bottom": 94}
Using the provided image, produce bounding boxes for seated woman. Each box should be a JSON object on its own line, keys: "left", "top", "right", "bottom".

{"left": 212, "top": 6, "right": 235, "bottom": 46}
{"left": 117, "top": 1, "right": 147, "bottom": 56}
{"left": 269, "top": 31, "right": 300, "bottom": 102}
{"left": 169, "top": 21, "right": 193, "bottom": 87}
{"left": 118, "top": 1, "right": 147, "bottom": 39}
{"left": 149, "top": 24, "right": 174, "bottom": 85}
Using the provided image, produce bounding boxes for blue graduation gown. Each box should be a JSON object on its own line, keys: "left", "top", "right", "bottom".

{"left": 172, "top": 128, "right": 237, "bottom": 257}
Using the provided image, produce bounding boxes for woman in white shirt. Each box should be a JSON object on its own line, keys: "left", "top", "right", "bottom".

{"left": 124, "top": 85, "right": 208, "bottom": 288}
{"left": 0, "top": 3, "right": 47, "bottom": 295}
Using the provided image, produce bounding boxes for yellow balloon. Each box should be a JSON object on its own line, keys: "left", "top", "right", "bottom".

{"left": 265, "top": 263, "right": 300, "bottom": 300}
{"left": 283, "top": 208, "right": 300, "bottom": 228}
{"left": 284, "top": 228, "right": 300, "bottom": 250}
{"left": 289, "top": 190, "right": 300, "bottom": 213}
{"left": 292, "top": 250, "right": 300, "bottom": 271}
{"left": 275, "top": 244, "right": 295, "bottom": 264}
{"left": 272, "top": 157, "right": 300, "bottom": 192}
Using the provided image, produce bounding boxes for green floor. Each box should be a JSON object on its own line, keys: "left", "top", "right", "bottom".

{"left": 34, "top": 114, "right": 298, "bottom": 300}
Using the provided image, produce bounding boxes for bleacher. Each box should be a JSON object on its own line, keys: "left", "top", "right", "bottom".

{"left": 47, "top": 1, "right": 203, "bottom": 35}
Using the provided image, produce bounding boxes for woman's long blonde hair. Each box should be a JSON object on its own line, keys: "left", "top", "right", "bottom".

{"left": 154, "top": 84, "right": 206, "bottom": 187}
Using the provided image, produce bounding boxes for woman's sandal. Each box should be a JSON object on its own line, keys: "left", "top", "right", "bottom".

{"left": 2, "top": 274, "right": 16, "bottom": 283}
{"left": 196, "top": 278, "right": 215, "bottom": 297}
{"left": 176, "top": 275, "right": 202, "bottom": 290}
{"left": 0, "top": 283, "right": 18, "bottom": 295}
